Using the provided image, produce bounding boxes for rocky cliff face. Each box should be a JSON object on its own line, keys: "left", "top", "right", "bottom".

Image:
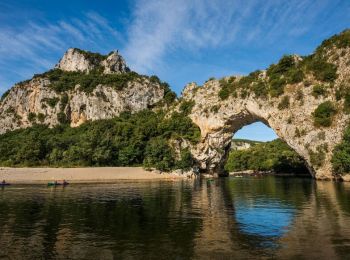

{"left": 0, "top": 49, "right": 165, "bottom": 133}
{"left": 230, "top": 140, "right": 257, "bottom": 151}
{"left": 55, "top": 48, "right": 130, "bottom": 74}
{"left": 174, "top": 30, "right": 350, "bottom": 181}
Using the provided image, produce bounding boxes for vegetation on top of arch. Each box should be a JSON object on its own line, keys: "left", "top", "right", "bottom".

{"left": 218, "top": 29, "right": 350, "bottom": 101}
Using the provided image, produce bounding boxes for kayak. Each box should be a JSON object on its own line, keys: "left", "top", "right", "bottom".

{"left": 47, "top": 182, "right": 69, "bottom": 186}
{"left": 0, "top": 183, "right": 10, "bottom": 186}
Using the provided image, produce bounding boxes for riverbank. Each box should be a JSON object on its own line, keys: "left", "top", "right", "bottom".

{"left": 0, "top": 167, "right": 187, "bottom": 184}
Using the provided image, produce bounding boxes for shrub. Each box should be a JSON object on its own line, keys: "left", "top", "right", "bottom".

{"left": 278, "top": 96, "right": 290, "bottom": 110}
{"left": 219, "top": 87, "right": 230, "bottom": 100}
{"left": 60, "top": 93, "right": 69, "bottom": 110}
{"left": 57, "top": 112, "right": 69, "bottom": 124}
{"left": 267, "top": 55, "right": 295, "bottom": 77}
{"left": 269, "top": 77, "right": 286, "bottom": 97}
{"left": 28, "top": 112, "right": 36, "bottom": 123}
{"left": 344, "top": 93, "right": 350, "bottom": 113}
{"left": 316, "top": 29, "right": 350, "bottom": 53}
{"left": 175, "top": 148, "right": 194, "bottom": 171}
{"left": 332, "top": 124, "right": 350, "bottom": 175}
{"left": 179, "top": 100, "right": 195, "bottom": 115}
{"left": 37, "top": 113, "right": 46, "bottom": 123}
{"left": 252, "top": 81, "right": 268, "bottom": 98}
{"left": 312, "top": 84, "right": 327, "bottom": 97}
{"left": 164, "top": 90, "right": 176, "bottom": 105}
{"left": 313, "top": 101, "right": 337, "bottom": 127}
{"left": 287, "top": 68, "right": 304, "bottom": 84}
{"left": 0, "top": 89, "right": 10, "bottom": 102}
{"left": 42, "top": 97, "right": 59, "bottom": 108}
{"left": 305, "top": 57, "right": 337, "bottom": 82}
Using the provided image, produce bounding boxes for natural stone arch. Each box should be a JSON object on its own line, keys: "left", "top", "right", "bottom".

{"left": 179, "top": 79, "right": 349, "bottom": 180}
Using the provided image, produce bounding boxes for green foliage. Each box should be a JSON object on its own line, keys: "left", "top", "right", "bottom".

{"left": 42, "top": 97, "right": 59, "bottom": 108}
{"left": 0, "top": 110, "right": 200, "bottom": 171}
{"left": 60, "top": 93, "right": 69, "bottom": 110}
{"left": 304, "top": 56, "right": 338, "bottom": 82}
{"left": 37, "top": 113, "right": 46, "bottom": 123}
{"left": 268, "top": 77, "right": 286, "bottom": 97}
{"left": 218, "top": 87, "right": 230, "bottom": 100}
{"left": 35, "top": 69, "right": 158, "bottom": 94}
{"left": 149, "top": 76, "right": 176, "bottom": 105}
{"left": 163, "top": 90, "right": 177, "bottom": 105}
{"left": 5, "top": 107, "right": 15, "bottom": 114}
{"left": 267, "top": 55, "right": 295, "bottom": 76}
{"left": 218, "top": 78, "right": 233, "bottom": 100}
{"left": 316, "top": 29, "right": 350, "bottom": 54}
{"left": 74, "top": 48, "right": 108, "bottom": 63}
{"left": 332, "top": 124, "right": 350, "bottom": 175}
{"left": 266, "top": 55, "right": 304, "bottom": 97}
{"left": 225, "top": 139, "right": 308, "bottom": 173}
{"left": 278, "top": 96, "right": 290, "bottom": 110}
{"left": 175, "top": 148, "right": 194, "bottom": 171}
{"left": 313, "top": 101, "right": 337, "bottom": 127}
{"left": 344, "top": 93, "right": 350, "bottom": 113}
{"left": 143, "top": 137, "right": 175, "bottom": 171}
{"left": 57, "top": 112, "right": 69, "bottom": 124}
{"left": 179, "top": 100, "right": 195, "bottom": 115}
{"left": 1, "top": 89, "right": 10, "bottom": 102}
{"left": 312, "top": 84, "right": 327, "bottom": 97}
{"left": 28, "top": 112, "right": 36, "bottom": 123}
{"left": 252, "top": 80, "right": 268, "bottom": 98}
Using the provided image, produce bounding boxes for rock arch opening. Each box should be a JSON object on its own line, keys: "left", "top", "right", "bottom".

{"left": 188, "top": 105, "right": 313, "bottom": 178}
{"left": 220, "top": 121, "right": 311, "bottom": 177}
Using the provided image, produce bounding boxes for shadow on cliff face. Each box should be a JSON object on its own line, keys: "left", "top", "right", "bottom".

{"left": 217, "top": 121, "right": 311, "bottom": 177}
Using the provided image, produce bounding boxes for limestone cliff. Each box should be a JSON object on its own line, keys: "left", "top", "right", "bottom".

{"left": 174, "top": 30, "right": 350, "bottom": 181}
{"left": 0, "top": 49, "right": 166, "bottom": 133}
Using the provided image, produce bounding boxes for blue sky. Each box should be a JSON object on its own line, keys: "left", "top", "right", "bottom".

{"left": 0, "top": 0, "right": 349, "bottom": 141}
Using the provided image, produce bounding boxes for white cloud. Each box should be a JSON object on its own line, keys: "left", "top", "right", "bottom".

{"left": 0, "top": 11, "right": 121, "bottom": 91}
{"left": 123, "top": 0, "right": 346, "bottom": 73}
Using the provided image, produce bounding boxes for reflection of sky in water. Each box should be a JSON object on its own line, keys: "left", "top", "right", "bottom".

{"left": 235, "top": 200, "right": 295, "bottom": 239}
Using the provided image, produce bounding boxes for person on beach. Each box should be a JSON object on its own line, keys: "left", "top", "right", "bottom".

{"left": 2, "top": 180, "right": 5, "bottom": 184}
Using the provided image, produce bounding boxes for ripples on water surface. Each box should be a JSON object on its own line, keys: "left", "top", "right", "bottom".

{"left": 1, "top": 176, "right": 350, "bottom": 259}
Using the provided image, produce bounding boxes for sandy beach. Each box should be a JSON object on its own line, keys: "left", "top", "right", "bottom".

{"left": 0, "top": 167, "right": 184, "bottom": 184}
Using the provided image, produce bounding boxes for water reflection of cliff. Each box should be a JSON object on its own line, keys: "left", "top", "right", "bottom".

{"left": 1, "top": 177, "right": 350, "bottom": 259}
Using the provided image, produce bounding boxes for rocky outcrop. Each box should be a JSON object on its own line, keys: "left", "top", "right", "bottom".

{"left": 0, "top": 50, "right": 164, "bottom": 133}
{"left": 55, "top": 48, "right": 130, "bottom": 74}
{"left": 175, "top": 34, "right": 350, "bottom": 180}
{"left": 230, "top": 140, "right": 258, "bottom": 150}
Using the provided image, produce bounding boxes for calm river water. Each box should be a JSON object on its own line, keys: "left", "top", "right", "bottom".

{"left": 1, "top": 176, "right": 350, "bottom": 259}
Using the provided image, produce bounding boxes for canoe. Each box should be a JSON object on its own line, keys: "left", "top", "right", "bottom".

{"left": 0, "top": 183, "right": 10, "bottom": 186}
{"left": 47, "top": 182, "right": 69, "bottom": 186}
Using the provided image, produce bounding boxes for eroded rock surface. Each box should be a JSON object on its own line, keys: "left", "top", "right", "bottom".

{"left": 175, "top": 43, "right": 350, "bottom": 180}
{"left": 0, "top": 50, "right": 164, "bottom": 133}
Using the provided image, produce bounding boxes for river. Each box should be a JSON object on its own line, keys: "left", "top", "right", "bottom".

{"left": 1, "top": 176, "right": 350, "bottom": 259}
